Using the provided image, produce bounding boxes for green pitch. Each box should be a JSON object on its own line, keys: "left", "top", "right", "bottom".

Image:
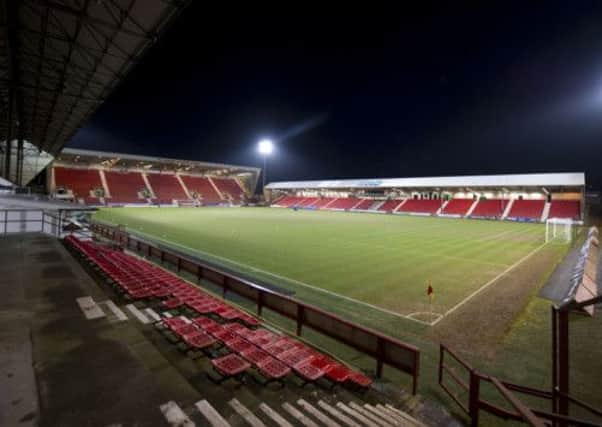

{"left": 94, "top": 207, "right": 545, "bottom": 323}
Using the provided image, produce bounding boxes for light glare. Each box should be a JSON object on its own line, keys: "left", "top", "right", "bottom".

{"left": 258, "top": 139, "right": 274, "bottom": 155}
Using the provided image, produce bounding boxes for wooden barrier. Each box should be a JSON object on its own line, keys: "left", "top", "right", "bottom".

{"left": 91, "top": 221, "right": 420, "bottom": 394}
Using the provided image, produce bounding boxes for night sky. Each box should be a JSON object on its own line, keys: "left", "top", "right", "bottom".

{"left": 71, "top": 2, "right": 602, "bottom": 189}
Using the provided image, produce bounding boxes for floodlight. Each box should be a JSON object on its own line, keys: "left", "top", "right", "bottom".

{"left": 258, "top": 139, "right": 274, "bottom": 155}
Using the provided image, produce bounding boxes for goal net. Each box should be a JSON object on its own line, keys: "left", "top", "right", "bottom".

{"left": 546, "top": 218, "right": 575, "bottom": 243}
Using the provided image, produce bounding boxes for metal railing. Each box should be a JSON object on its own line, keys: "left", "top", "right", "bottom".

{"left": 91, "top": 221, "right": 421, "bottom": 394}
{"left": 1, "top": 208, "right": 92, "bottom": 239}
{"left": 439, "top": 343, "right": 602, "bottom": 426}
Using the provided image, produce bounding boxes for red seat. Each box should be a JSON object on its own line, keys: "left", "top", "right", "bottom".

{"left": 293, "top": 362, "right": 325, "bottom": 382}
{"left": 348, "top": 371, "right": 373, "bottom": 388}
{"left": 240, "top": 347, "right": 271, "bottom": 365}
{"left": 256, "top": 357, "right": 291, "bottom": 380}
{"left": 211, "top": 354, "right": 251, "bottom": 376}
{"left": 278, "top": 348, "right": 315, "bottom": 368}
{"left": 225, "top": 337, "right": 254, "bottom": 353}
{"left": 183, "top": 331, "right": 216, "bottom": 349}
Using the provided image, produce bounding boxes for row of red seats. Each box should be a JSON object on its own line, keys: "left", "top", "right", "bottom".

{"left": 65, "top": 235, "right": 372, "bottom": 389}
{"left": 161, "top": 315, "right": 370, "bottom": 388}
{"left": 507, "top": 199, "right": 545, "bottom": 220}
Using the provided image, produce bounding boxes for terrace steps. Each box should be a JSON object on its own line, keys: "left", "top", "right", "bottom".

{"left": 501, "top": 198, "right": 514, "bottom": 219}
{"left": 465, "top": 199, "right": 479, "bottom": 217}
{"left": 181, "top": 396, "right": 424, "bottom": 427}
{"left": 541, "top": 201, "right": 551, "bottom": 222}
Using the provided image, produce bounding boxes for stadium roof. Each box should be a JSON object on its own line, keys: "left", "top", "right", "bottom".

{"left": 266, "top": 173, "right": 586, "bottom": 191}
{"left": 55, "top": 148, "right": 261, "bottom": 178}
{"left": 0, "top": 0, "right": 190, "bottom": 156}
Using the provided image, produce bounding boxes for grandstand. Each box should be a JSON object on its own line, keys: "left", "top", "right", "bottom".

{"left": 266, "top": 173, "right": 585, "bottom": 223}
{"left": 1, "top": 0, "right": 599, "bottom": 423}
{"left": 50, "top": 148, "right": 260, "bottom": 206}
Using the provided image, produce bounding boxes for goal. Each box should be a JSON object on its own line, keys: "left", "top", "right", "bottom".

{"left": 546, "top": 218, "right": 575, "bottom": 243}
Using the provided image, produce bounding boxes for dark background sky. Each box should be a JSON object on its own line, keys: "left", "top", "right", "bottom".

{"left": 71, "top": 2, "right": 602, "bottom": 189}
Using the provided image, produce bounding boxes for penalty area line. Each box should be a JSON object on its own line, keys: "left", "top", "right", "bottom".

{"left": 430, "top": 242, "right": 548, "bottom": 326}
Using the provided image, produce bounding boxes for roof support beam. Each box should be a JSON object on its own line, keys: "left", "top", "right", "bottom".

{"left": 29, "top": 0, "right": 154, "bottom": 40}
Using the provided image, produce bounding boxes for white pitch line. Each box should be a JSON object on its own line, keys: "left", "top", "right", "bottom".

{"left": 430, "top": 242, "right": 548, "bottom": 326}
{"left": 120, "top": 228, "right": 427, "bottom": 325}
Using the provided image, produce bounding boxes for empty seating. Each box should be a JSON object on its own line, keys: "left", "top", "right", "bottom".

{"left": 353, "top": 199, "right": 374, "bottom": 210}
{"left": 54, "top": 167, "right": 103, "bottom": 201}
{"left": 212, "top": 177, "right": 245, "bottom": 202}
{"left": 312, "top": 198, "right": 336, "bottom": 208}
{"left": 297, "top": 197, "right": 320, "bottom": 207}
{"left": 549, "top": 200, "right": 580, "bottom": 220}
{"left": 326, "top": 198, "right": 361, "bottom": 210}
{"left": 146, "top": 173, "right": 188, "bottom": 203}
{"left": 442, "top": 199, "right": 474, "bottom": 216}
{"left": 378, "top": 200, "right": 403, "bottom": 212}
{"left": 507, "top": 199, "right": 545, "bottom": 220}
{"left": 180, "top": 175, "right": 222, "bottom": 204}
{"left": 104, "top": 170, "right": 147, "bottom": 203}
{"left": 470, "top": 199, "right": 504, "bottom": 218}
{"left": 65, "top": 234, "right": 373, "bottom": 391}
{"left": 397, "top": 199, "right": 441, "bottom": 214}
{"left": 274, "top": 196, "right": 304, "bottom": 207}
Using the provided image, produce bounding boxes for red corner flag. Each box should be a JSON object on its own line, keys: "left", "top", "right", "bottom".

{"left": 427, "top": 282, "right": 434, "bottom": 297}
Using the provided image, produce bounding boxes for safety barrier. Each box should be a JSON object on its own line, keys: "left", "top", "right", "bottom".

{"left": 91, "top": 221, "right": 421, "bottom": 394}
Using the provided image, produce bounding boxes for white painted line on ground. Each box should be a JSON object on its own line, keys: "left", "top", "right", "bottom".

{"left": 384, "top": 404, "right": 425, "bottom": 427}
{"left": 126, "top": 304, "right": 150, "bottom": 324}
{"left": 195, "top": 399, "right": 231, "bottom": 427}
{"left": 76, "top": 296, "right": 106, "bottom": 320}
{"left": 229, "top": 398, "right": 266, "bottom": 427}
{"left": 297, "top": 399, "right": 341, "bottom": 427}
{"left": 145, "top": 308, "right": 162, "bottom": 322}
{"left": 374, "top": 405, "right": 407, "bottom": 425}
{"left": 363, "top": 404, "right": 402, "bottom": 426}
{"left": 259, "top": 403, "right": 294, "bottom": 427}
{"left": 431, "top": 242, "right": 548, "bottom": 326}
{"left": 336, "top": 402, "right": 378, "bottom": 427}
{"left": 159, "top": 401, "right": 195, "bottom": 427}
{"left": 101, "top": 300, "right": 128, "bottom": 321}
{"left": 318, "top": 401, "right": 361, "bottom": 427}
{"left": 121, "top": 228, "right": 426, "bottom": 325}
{"left": 282, "top": 402, "right": 318, "bottom": 427}
{"left": 348, "top": 402, "right": 393, "bottom": 427}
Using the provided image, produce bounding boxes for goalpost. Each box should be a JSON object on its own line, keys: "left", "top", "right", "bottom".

{"left": 546, "top": 218, "right": 575, "bottom": 243}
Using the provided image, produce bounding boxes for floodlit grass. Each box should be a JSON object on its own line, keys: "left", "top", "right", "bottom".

{"left": 95, "top": 207, "right": 544, "bottom": 321}
{"left": 93, "top": 206, "right": 601, "bottom": 424}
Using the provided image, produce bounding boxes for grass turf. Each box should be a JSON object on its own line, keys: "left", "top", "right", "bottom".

{"left": 93, "top": 207, "right": 602, "bottom": 424}
{"left": 94, "top": 207, "right": 544, "bottom": 322}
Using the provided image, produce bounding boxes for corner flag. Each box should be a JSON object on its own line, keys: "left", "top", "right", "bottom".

{"left": 427, "top": 282, "right": 434, "bottom": 298}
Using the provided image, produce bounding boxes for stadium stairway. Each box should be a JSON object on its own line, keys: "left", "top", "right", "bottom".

{"left": 501, "top": 198, "right": 515, "bottom": 219}
{"left": 541, "top": 201, "right": 551, "bottom": 222}
{"left": 464, "top": 199, "right": 479, "bottom": 217}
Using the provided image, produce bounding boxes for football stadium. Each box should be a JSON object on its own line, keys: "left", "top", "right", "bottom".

{"left": 1, "top": 3, "right": 601, "bottom": 427}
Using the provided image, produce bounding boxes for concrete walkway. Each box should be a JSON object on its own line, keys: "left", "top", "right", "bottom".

{"left": 0, "top": 234, "right": 200, "bottom": 427}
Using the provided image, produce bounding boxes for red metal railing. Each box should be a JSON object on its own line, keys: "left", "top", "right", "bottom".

{"left": 91, "top": 222, "right": 421, "bottom": 394}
